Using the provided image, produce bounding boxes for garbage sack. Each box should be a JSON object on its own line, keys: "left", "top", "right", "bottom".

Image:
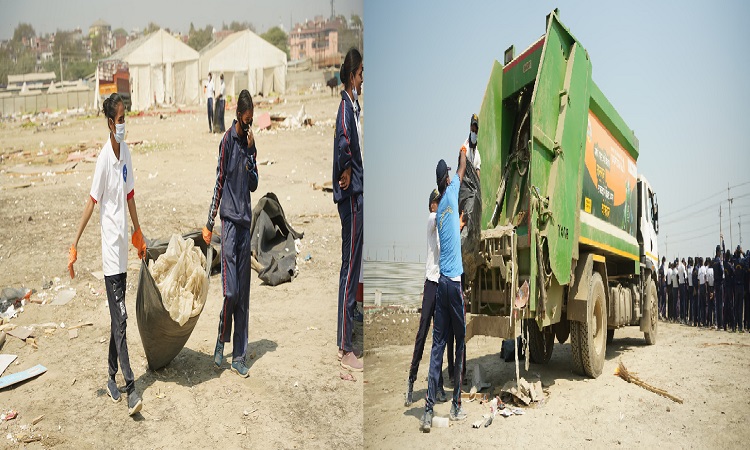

{"left": 148, "top": 235, "right": 208, "bottom": 326}
{"left": 137, "top": 235, "right": 212, "bottom": 371}
{"left": 500, "top": 336, "right": 525, "bottom": 362}
{"left": 250, "top": 192, "right": 304, "bottom": 286}
{"left": 0, "top": 287, "right": 33, "bottom": 314}
{"left": 147, "top": 230, "right": 221, "bottom": 275}
{"left": 459, "top": 159, "right": 482, "bottom": 281}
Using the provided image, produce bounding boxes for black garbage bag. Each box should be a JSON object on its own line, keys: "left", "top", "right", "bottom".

{"left": 459, "top": 159, "right": 482, "bottom": 281}
{"left": 136, "top": 235, "right": 212, "bottom": 371}
{"left": 250, "top": 192, "right": 304, "bottom": 286}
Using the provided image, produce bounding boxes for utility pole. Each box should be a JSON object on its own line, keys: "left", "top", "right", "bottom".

{"left": 728, "top": 183, "right": 733, "bottom": 250}
{"left": 59, "top": 47, "right": 63, "bottom": 82}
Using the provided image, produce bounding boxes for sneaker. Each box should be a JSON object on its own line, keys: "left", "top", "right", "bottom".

{"left": 420, "top": 410, "right": 433, "bottom": 433}
{"left": 449, "top": 404, "right": 467, "bottom": 421}
{"left": 106, "top": 378, "right": 121, "bottom": 403}
{"left": 405, "top": 380, "right": 414, "bottom": 407}
{"left": 214, "top": 339, "right": 224, "bottom": 368}
{"left": 231, "top": 359, "right": 250, "bottom": 378}
{"left": 340, "top": 351, "right": 363, "bottom": 372}
{"left": 127, "top": 391, "right": 142, "bottom": 416}
{"left": 436, "top": 388, "right": 448, "bottom": 403}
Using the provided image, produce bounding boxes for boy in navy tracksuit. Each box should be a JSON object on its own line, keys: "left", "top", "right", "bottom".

{"left": 203, "top": 90, "right": 258, "bottom": 378}
{"left": 333, "top": 49, "right": 364, "bottom": 372}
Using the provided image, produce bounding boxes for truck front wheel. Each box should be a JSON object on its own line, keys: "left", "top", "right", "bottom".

{"left": 571, "top": 271, "right": 607, "bottom": 378}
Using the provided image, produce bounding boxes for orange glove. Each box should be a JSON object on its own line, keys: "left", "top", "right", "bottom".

{"left": 68, "top": 245, "right": 77, "bottom": 279}
{"left": 132, "top": 227, "right": 147, "bottom": 260}
{"left": 459, "top": 211, "right": 467, "bottom": 231}
{"left": 202, "top": 226, "right": 212, "bottom": 246}
{"left": 460, "top": 145, "right": 467, "bottom": 155}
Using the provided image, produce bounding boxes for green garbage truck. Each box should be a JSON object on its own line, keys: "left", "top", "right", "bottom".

{"left": 465, "top": 9, "right": 660, "bottom": 378}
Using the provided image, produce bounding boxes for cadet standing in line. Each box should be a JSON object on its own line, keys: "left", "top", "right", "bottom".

{"left": 731, "top": 246, "right": 746, "bottom": 333}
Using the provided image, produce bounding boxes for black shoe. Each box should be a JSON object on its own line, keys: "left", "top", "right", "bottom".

{"left": 436, "top": 388, "right": 448, "bottom": 403}
{"left": 213, "top": 339, "right": 224, "bottom": 368}
{"left": 127, "top": 391, "right": 142, "bottom": 416}
{"left": 420, "top": 410, "right": 433, "bottom": 433}
{"left": 405, "top": 380, "right": 414, "bottom": 407}
{"left": 106, "top": 378, "right": 121, "bottom": 403}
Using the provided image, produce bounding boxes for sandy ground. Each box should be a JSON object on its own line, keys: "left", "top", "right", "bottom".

{"left": 364, "top": 310, "right": 750, "bottom": 449}
{"left": 0, "top": 93, "right": 362, "bottom": 449}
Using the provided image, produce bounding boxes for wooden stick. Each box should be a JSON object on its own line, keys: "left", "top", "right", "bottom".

{"left": 614, "top": 360, "right": 683, "bottom": 404}
{"left": 68, "top": 322, "right": 94, "bottom": 330}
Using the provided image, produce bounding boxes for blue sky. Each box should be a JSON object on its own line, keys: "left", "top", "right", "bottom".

{"left": 363, "top": 0, "right": 750, "bottom": 263}
{"left": 0, "top": 0, "right": 363, "bottom": 39}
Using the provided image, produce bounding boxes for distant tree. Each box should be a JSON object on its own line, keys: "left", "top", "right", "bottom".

{"left": 228, "top": 21, "right": 255, "bottom": 33}
{"left": 113, "top": 27, "right": 128, "bottom": 37}
{"left": 351, "top": 14, "right": 363, "bottom": 30}
{"left": 261, "top": 26, "right": 289, "bottom": 59}
{"left": 12, "top": 23, "right": 36, "bottom": 43}
{"left": 188, "top": 25, "right": 213, "bottom": 51}
{"left": 145, "top": 22, "right": 160, "bottom": 34}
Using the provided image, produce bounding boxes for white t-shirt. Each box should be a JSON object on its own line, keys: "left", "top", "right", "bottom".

{"left": 666, "top": 268, "right": 673, "bottom": 286}
{"left": 219, "top": 80, "right": 225, "bottom": 98}
{"left": 677, "top": 262, "right": 686, "bottom": 284}
{"left": 671, "top": 269, "right": 679, "bottom": 288}
{"left": 425, "top": 212, "right": 440, "bottom": 283}
{"left": 706, "top": 267, "right": 714, "bottom": 287}
{"left": 698, "top": 265, "right": 706, "bottom": 285}
{"left": 206, "top": 78, "right": 214, "bottom": 100}
{"left": 90, "top": 138, "right": 134, "bottom": 276}
{"left": 461, "top": 138, "right": 481, "bottom": 171}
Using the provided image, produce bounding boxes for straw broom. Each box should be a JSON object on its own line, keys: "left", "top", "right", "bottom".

{"left": 614, "top": 360, "right": 683, "bottom": 404}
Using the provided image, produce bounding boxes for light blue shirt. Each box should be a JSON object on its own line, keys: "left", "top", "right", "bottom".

{"left": 437, "top": 174, "right": 463, "bottom": 279}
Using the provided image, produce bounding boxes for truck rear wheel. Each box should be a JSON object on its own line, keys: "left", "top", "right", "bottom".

{"left": 571, "top": 271, "right": 607, "bottom": 378}
{"left": 526, "top": 319, "right": 554, "bottom": 364}
{"left": 644, "top": 278, "right": 658, "bottom": 345}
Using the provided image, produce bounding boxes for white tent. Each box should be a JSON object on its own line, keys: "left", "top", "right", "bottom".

{"left": 200, "top": 30, "right": 287, "bottom": 99}
{"left": 100, "top": 29, "right": 200, "bottom": 111}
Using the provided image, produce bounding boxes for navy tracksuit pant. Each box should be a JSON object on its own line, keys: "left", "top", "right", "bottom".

{"left": 425, "top": 275, "right": 465, "bottom": 413}
{"left": 105, "top": 273, "right": 135, "bottom": 394}
{"left": 218, "top": 219, "right": 251, "bottom": 361}
{"left": 734, "top": 284, "right": 745, "bottom": 331}
{"left": 337, "top": 194, "right": 363, "bottom": 353}
{"left": 715, "top": 284, "right": 723, "bottom": 329}
{"left": 699, "top": 284, "right": 708, "bottom": 326}
{"left": 408, "top": 280, "right": 443, "bottom": 385}
{"left": 679, "top": 283, "right": 687, "bottom": 322}
{"left": 207, "top": 97, "right": 214, "bottom": 132}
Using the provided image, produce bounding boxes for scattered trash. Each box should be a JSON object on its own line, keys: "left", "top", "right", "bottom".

{"left": 0, "top": 364, "right": 47, "bottom": 390}
{"left": 293, "top": 381, "right": 299, "bottom": 387}
{"left": 1, "top": 287, "right": 33, "bottom": 314}
{"left": 1, "top": 410, "right": 17, "bottom": 421}
{"left": 500, "top": 336, "right": 525, "bottom": 362}
{"left": 7, "top": 327, "right": 33, "bottom": 341}
{"left": 243, "top": 409, "right": 258, "bottom": 416}
{"left": 50, "top": 289, "right": 75, "bottom": 306}
{"left": 304, "top": 254, "right": 313, "bottom": 262}
{"left": 0, "top": 331, "right": 5, "bottom": 350}
{"left": 31, "top": 415, "right": 44, "bottom": 425}
{"left": 68, "top": 322, "right": 93, "bottom": 330}
{"left": 0, "top": 355, "right": 16, "bottom": 376}
{"left": 469, "top": 364, "right": 491, "bottom": 395}
{"left": 339, "top": 372, "right": 356, "bottom": 382}
{"left": 312, "top": 181, "right": 333, "bottom": 192}
{"left": 431, "top": 416, "right": 449, "bottom": 428}
{"left": 255, "top": 112, "right": 272, "bottom": 130}
{"left": 68, "top": 329, "right": 78, "bottom": 340}
{"left": 499, "top": 377, "right": 546, "bottom": 406}
{"left": 614, "top": 359, "right": 683, "bottom": 404}
{"left": 306, "top": 326, "right": 319, "bottom": 330}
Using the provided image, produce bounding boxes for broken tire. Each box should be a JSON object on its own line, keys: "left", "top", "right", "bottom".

{"left": 644, "top": 278, "right": 658, "bottom": 345}
{"left": 526, "top": 319, "right": 554, "bottom": 364}
{"left": 572, "top": 271, "right": 607, "bottom": 378}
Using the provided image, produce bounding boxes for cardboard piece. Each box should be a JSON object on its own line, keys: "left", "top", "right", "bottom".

{"left": 7, "top": 327, "right": 33, "bottom": 341}
{"left": 0, "top": 354, "right": 17, "bottom": 376}
{"left": 255, "top": 112, "right": 272, "bottom": 130}
{"left": 51, "top": 289, "right": 75, "bottom": 306}
{"left": 0, "top": 364, "right": 47, "bottom": 390}
{"left": 68, "top": 329, "right": 78, "bottom": 340}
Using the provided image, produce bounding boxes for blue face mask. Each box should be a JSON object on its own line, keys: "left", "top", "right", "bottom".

{"left": 469, "top": 131, "right": 477, "bottom": 147}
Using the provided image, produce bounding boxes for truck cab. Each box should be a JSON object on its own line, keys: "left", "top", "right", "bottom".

{"left": 637, "top": 175, "right": 659, "bottom": 272}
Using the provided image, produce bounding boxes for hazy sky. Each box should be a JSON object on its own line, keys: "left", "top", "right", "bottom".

{"left": 0, "top": 0, "right": 363, "bottom": 39}
{"left": 364, "top": 0, "right": 750, "bottom": 263}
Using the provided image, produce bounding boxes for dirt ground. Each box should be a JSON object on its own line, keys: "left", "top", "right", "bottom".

{"left": 365, "top": 310, "right": 750, "bottom": 449}
{"left": 0, "top": 93, "right": 362, "bottom": 449}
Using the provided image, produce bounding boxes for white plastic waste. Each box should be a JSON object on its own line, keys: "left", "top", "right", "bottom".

{"left": 149, "top": 234, "right": 208, "bottom": 326}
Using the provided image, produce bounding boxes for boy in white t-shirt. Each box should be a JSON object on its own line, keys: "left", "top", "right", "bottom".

{"left": 68, "top": 93, "right": 146, "bottom": 417}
